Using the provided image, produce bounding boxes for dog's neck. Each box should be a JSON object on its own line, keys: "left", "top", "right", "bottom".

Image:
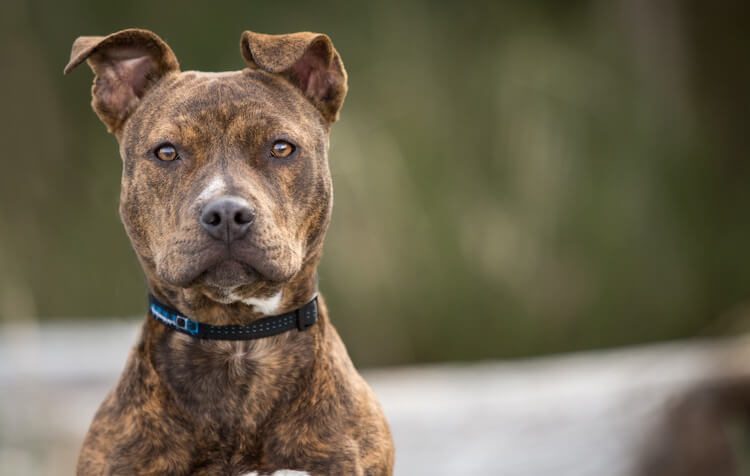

{"left": 140, "top": 287, "right": 328, "bottom": 436}
{"left": 145, "top": 262, "right": 320, "bottom": 326}
{"left": 139, "top": 260, "right": 327, "bottom": 427}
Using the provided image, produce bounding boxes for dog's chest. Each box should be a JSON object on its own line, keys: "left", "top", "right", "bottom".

{"left": 149, "top": 333, "right": 317, "bottom": 472}
{"left": 152, "top": 332, "right": 306, "bottom": 429}
{"left": 154, "top": 337, "right": 256, "bottom": 413}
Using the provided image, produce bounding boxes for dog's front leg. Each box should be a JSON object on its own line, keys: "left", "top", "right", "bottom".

{"left": 77, "top": 350, "right": 195, "bottom": 475}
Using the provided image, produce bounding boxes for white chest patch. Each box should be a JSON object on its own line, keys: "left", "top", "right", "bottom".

{"left": 230, "top": 290, "right": 283, "bottom": 316}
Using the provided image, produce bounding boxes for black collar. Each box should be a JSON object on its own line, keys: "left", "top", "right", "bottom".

{"left": 148, "top": 294, "right": 318, "bottom": 340}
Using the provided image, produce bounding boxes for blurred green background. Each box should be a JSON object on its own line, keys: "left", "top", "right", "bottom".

{"left": 1, "top": 0, "right": 748, "bottom": 367}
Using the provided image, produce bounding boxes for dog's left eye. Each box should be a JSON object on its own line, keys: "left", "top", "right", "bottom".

{"left": 154, "top": 143, "right": 179, "bottom": 161}
{"left": 270, "top": 140, "right": 295, "bottom": 159}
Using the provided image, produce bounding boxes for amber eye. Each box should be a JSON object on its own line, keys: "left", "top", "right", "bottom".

{"left": 154, "top": 143, "right": 179, "bottom": 161}
{"left": 271, "top": 140, "right": 295, "bottom": 159}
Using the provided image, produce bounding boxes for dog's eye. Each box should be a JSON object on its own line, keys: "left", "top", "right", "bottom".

{"left": 154, "top": 143, "right": 179, "bottom": 161}
{"left": 270, "top": 140, "right": 295, "bottom": 159}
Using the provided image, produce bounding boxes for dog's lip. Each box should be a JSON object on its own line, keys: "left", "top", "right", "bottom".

{"left": 164, "top": 240, "right": 288, "bottom": 288}
{"left": 187, "top": 245, "right": 275, "bottom": 287}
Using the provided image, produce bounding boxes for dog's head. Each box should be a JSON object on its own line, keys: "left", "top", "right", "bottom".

{"left": 65, "top": 29, "right": 346, "bottom": 310}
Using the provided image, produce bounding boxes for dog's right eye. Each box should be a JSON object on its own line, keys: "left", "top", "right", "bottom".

{"left": 270, "top": 140, "right": 295, "bottom": 159}
{"left": 154, "top": 143, "right": 179, "bottom": 161}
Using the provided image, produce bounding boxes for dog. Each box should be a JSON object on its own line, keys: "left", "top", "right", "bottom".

{"left": 65, "top": 28, "right": 394, "bottom": 475}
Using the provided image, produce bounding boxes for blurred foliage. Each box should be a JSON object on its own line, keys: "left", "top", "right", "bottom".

{"left": 0, "top": 0, "right": 749, "bottom": 366}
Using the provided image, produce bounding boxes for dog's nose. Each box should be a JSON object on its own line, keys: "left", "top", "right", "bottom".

{"left": 200, "top": 197, "right": 255, "bottom": 242}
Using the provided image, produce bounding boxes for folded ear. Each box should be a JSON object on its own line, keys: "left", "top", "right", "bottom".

{"left": 241, "top": 31, "right": 348, "bottom": 123}
{"left": 64, "top": 29, "right": 180, "bottom": 133}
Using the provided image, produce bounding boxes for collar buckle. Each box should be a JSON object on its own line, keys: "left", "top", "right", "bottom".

{"left": 175, "top": 316, "right": 199, "bottom": 335}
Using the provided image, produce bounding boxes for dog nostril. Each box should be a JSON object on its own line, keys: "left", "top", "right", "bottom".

{"left": 205, "top": 211, "right": 222, "bottom": 227}
{"left": 234, "top": 209, "right": 254, "bottom": 225}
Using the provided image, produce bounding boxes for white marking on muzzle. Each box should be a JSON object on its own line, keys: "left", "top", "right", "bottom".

{"left": 197, "top": 176, "right": 227, "bottom": 203}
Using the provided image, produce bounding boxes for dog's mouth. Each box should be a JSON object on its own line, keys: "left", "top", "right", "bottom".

{"left": 157, "top": 238, "right": 299, "bottom": 291}
{"left": 191, "top": 244, "right": 279, "bottom": 289}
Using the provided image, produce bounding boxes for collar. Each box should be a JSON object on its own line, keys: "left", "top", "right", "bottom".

{"left": 148, "top": 294, "right": 318, "bottom": 340}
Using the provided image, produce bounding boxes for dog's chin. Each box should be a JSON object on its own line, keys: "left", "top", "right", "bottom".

{"left": 196, "top": 260, "right": 259, "bottom": 289}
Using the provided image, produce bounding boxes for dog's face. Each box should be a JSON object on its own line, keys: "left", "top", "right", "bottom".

{"left": 65, "top": 29, "right": 347, "bottom": 304}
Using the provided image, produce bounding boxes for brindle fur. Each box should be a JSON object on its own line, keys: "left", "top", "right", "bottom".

{"left": 65, "top": 28, "right": 393, "bottom": 475}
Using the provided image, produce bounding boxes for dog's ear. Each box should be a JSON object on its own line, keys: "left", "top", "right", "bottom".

{"left": 64, "top": 29, "right": 180, "bottom": 133}
{"left": 241, "top": 31, "right": 347, "bottom": 123}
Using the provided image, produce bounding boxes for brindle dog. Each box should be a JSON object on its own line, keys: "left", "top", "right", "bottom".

{"left": 65, "top": 28, "right": 394, "bottom": 475}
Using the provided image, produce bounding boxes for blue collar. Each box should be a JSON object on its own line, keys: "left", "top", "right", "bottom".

{"left": 148, "top": 294, "right": 318, "bottom": 340}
